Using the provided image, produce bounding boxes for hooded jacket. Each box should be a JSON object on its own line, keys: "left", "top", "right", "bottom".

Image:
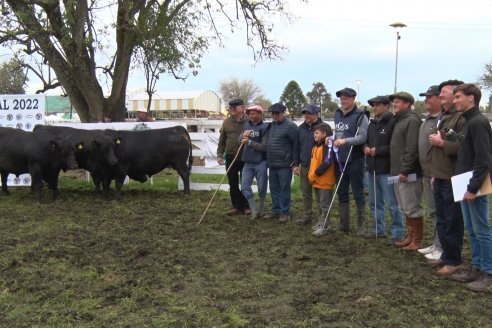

{"left": 390, "top": 108, "right": 422, "bottom": 177}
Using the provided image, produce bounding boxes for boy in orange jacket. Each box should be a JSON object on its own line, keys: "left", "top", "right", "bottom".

{"left": 309, "top": 123, "right": 336, "bottom": 236}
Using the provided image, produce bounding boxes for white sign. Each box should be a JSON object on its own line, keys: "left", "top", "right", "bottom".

{"left": 0, "top": 94, "right": 45, "bottom": 187}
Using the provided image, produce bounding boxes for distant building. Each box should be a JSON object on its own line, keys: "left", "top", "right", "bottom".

{"left": 127, "top": 90, "right": 223, "bottom": 118}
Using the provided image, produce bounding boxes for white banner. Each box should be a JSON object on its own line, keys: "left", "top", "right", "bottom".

{"left": 0, "top": 94, "right": 45, "bottom": 187}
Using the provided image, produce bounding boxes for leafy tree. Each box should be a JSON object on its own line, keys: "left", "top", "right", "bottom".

{"left": 219, "top": 78, "right": 263, "bottom": 106}
{"left": 478, "top": 62, "right": 492, "bottom": 112}
{"left": 305, "top": 82, "right": 338, "bottom": 114}
{"left": 280, "top": 80, "right": 306, "bottom": 118}
{"left": 1, "top": 0, "right": 297, "bottom": 122}
{"left": 413, "top": 100, "right": 425, "bottom": 115}
{"left": 0, "top": 58, "right": 28, "bottom": 94}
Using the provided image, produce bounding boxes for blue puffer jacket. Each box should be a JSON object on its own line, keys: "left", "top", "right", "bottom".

{"left": 298, "top": 118, "right": 323, "bottom": 167}
{"left": 266, "top": 118, "right": 300, "bottom": 168}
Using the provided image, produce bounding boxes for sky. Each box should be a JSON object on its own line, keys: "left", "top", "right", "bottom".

{"left": 15, "top": 0, "right": 492, "bottom": 106}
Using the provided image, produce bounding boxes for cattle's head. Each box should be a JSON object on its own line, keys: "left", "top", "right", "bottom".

{"left": 49, "top": 139, "right": 78, "bottom": 171}
{"left": 92, "top": 134, "right": 119, "bottom": 166}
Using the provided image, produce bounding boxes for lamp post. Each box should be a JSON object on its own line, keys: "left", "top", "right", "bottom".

{"left": 389, "top": 22, "right": 406, "bottom": 93}
{"left": 356, "top": 80, "right": 361, "bottom": 104}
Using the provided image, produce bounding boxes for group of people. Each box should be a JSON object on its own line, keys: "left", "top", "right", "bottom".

{"left": 217, "top": 82, "right": 492, "bottom": 292}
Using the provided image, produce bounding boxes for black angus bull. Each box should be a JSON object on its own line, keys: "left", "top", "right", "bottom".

{"left": 103, "top": 126, "right": 193, "bottom": 198}
{"left": 0, "top": 127, "right": 78, "bottom": 200}
{"left": 33, "top": 125, "right": 119, "bottom": 195}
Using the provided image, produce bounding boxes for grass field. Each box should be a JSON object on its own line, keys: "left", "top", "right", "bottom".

{"left": 1, "top": 171, "right": 491, "bottom": 327}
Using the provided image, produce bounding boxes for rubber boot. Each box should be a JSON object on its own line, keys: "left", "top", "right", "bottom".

{"left": 247, "top": 197, "right": 257, "bottom": 220}
{"left": 403, "top": 217, "right": 423, "bottom": 251}
{"left": 395, "top": 217, "right": 413, "bottom": 248}
{"left": 338, "top": 202, "right": 350, "bottom": 233}
{"left": 357, "top": 204, "right": 366, "bottom": 237}
{"left": 258, "top": 198, "right": 265, "bottom": 216}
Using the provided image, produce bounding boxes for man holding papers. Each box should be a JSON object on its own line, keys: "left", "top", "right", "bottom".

{"left": 453, "top": 83, "right": 492, "bottom": 292}
{"left": 389, "top": 92, "right": 424, "bottom": 251}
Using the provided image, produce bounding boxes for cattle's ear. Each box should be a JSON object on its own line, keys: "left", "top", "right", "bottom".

{"left": 92, "top": 140, "right": 99, "bottom": 148}
{"left": 115, "top": 137, "right": 122, "bottom": 145}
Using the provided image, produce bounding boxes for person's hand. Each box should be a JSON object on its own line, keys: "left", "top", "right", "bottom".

{"left": 430, "top": 177, "right": 435, "bottom": 191}
{"left": 241, "top": 137, "right": 249, "bottom": 145}
{"left": 363, "top": 147, "right": 371, "bottom": 156}
{"left": 292, "top": 166, "right": 300, "bottom": 176}
{"left": 217, "top": 157, "right": 224, "bottom": 165}
{"left": 463, "top": 191, "right": 476, "bottom": 203}
{"left": 243, "top": 130, "right": 252, "bottom": 138}
{"left": 334, "top": 138, "right": 346, "bottom": 147}
{"left": 369, "top": 147, "right": 376, "bottom": 157}
{"left": 399, "top": 174, "right": 408, "bottom": 183}
{"left": 429, "top": 133, "right": 444, "bottom": 147}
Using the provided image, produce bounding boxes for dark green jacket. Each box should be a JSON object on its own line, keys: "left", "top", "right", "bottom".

{"left": 390, "top": 109, "right": 422, "bottom": 177}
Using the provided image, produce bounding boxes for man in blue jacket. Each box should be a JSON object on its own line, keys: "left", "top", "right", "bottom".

{"left": 239, "top": 105, "right": 269, "bottom": 220}
{"left": 334, "top": 87, "right": 369, "bottom": 236}
{"left": 265, "top": 103, "right": 300, "bottom": 223}
{"left": 294, "top": 104, "right": 323, "bottom": 225}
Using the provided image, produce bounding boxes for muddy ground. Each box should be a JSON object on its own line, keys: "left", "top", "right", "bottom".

{"left": 0, "top": 176, "right": 491, "bottom": 327}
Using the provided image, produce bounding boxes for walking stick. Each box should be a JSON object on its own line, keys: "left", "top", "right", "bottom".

{"left": 373, "top": 167, "right": 377, "bottom": 240}
{"left": 198, "top": 143, "right": 244, "bottom": 224}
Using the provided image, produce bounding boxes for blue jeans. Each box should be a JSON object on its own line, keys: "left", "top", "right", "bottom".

{"left": 336, "top": 156, "right": 365, "bottom": 206}
{"left": 367, "top": 172, "right": 404, "bottom": 239}
{"left": 241, "top": 161, "right": 268, "bottom": 201}
{"left": 434, "top": 179, "right": 463, "bottom": 266}
{"left": 461, "top": 195, "right": 492, "bottom": 274}
{"left": 269, "top": 167, "right": 293, "bottom": 215}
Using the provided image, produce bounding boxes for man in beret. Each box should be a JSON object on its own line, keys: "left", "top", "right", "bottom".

{"left": 416, "top": 85, "right": 441, "bottom": 258}
{"left": 363, "top": 95, "right": 403, "bottom": 242}
{"left": 294, "top": 104, "right": 324, "bottom": 226}
{"left": 333, "top": 87, "right": 369, "bottom": 236}
{"left": 389, "top": 91, "right": 424, "bottom": 251}
{"left": 264, "top": 102, "right": 300, "bottom": 223}
{"left": 425, "top": 79, "right": 465, "bottom": 276}
{"left": 239, "top": 104, "right": 269, "bottom": 219}
{"left": 217, "top": 98, "right": 250, "bottom": 215}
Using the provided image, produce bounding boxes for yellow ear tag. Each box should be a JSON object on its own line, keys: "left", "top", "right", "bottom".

{"left": 116, "top": 139, "right": 121, "bottom": 144}
{"left": 78, "top": 144, "right": 83, "bottom": 150}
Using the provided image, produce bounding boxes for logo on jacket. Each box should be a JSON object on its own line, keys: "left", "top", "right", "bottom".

{"left": 335, "top": 122, "right": 348, "bottom": 131}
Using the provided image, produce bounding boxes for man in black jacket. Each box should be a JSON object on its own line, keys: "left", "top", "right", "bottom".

{"left": 452, "top": 83, "right": 492, "bottom": 292}
{"left": 363, "top": 96, "right": 403, "bottom": 242}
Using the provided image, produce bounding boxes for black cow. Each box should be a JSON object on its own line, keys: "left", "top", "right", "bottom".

{"left": 103, "top": 126, "right": 193, "bottom": 198}
{"left": 0, "top": 127, "right": 78, "bottom": 200}
{"left": 33, "top": 125, "right": 119, "bottom": 195}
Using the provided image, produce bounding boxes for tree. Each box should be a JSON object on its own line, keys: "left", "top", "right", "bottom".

{"left": 478, "top": 61, "right": 492, "bottom": 112}
{"left": 0, "top": 58, "right": 28, "bottom": 94}
{"left": 280, "top": 80, "right": 306, "bottom": 118}
{"left": 1, "top": 0, "right": 297, "bottom": 122}
{"left": 219, "top": 78, "right": 263, "bottom": 106}
{"left": 305, "top": 82, "right": 338, "bottom": 114}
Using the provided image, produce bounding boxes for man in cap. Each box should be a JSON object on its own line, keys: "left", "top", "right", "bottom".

{"left": 265, "top": 102, "right": 300, "bottom": 223}
{"left": 453, "top": 83, "right": 492, "bottom": 292}
{"left": 136, "top": 108, "right": 154, "bottom": 122}
{"left": 239, "top": 104, "right": 269, "bottom": 219}
{"left": 389, "top": 91, "right": 424, "bottom": 251}
{"left": 425, "top": 80, "right": 465, "bottom": 276}
{"left": 363, "top": 95, "right": 403, "bottom": 242}
{"left": 333, "top": 87, "right": 369, "bottom": 236}
{"left": 217, "top": 98, "right": 250, "bottom": 215}
{"left": 294, "top": 104, "right": 323, "bottom": 226}
{"left": 416, "top": 85, "right": 441, "bottom": 259}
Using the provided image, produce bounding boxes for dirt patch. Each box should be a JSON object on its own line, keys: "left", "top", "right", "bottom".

{"left": 0, "top": 184, "right": 491, "bottom": 327}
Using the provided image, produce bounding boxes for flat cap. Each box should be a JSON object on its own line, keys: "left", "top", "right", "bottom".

{"left": 389, "top": 91, "right": 415, "bottom": 105}
{"left": 419, "top": 85, "right": 440, "bottom": 97}
{"left": 336, "top": 87, "right": 357, "bottom": 98}
{"left": 367, "top": 96, "right": 390, "bottom": 107}
{"left": 268, "top": 102, "right": 286, "bottom": 113}
{"left": 228, "top": 98, "right": 244, "bottom": 107}
{"left": 302, "top": 104, "right": 321, "bottom": 114}
{"left": 246, "top": 104, "right": 264, "bottom": 113}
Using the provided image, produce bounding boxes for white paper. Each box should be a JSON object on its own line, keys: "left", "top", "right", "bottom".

{"left": 451, "top": 171, "right": 492, "bottom": 202}
{"left": 387, "top": 173, "right": 417, "bottom": 185}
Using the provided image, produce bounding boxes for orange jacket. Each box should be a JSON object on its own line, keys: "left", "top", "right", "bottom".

{"left": 308, "top": 142, "right": 336, "bottom": 190}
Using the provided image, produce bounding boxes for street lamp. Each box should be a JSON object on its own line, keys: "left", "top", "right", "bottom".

{"left": 356, "top": 80, "right": 361, "bottom": 104}
{"left": 389, "top": 22, "right": 407, "bottom": 93}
